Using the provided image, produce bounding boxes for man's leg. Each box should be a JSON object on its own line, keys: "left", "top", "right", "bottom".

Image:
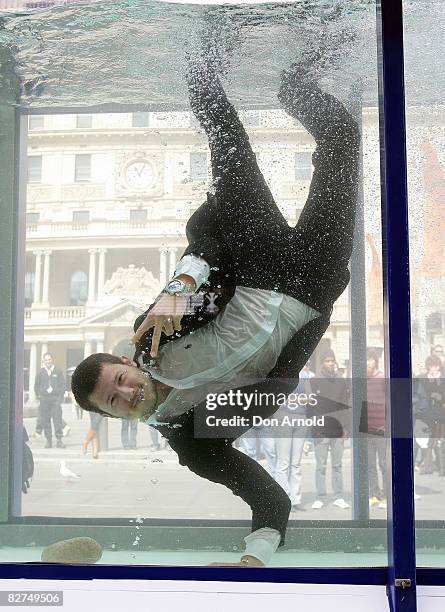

{"left": 275, "top": 435, "right": 292, "bottom": 498}
{"left": 130, "top": 420, "right": 138, "bottom": 449}
{"left": 368, "top": 437, "right": 380, "bottom": 499}
{"left": 260, "top": 434, "right": 276, "bottom": 478}
{"left": 185, "top": 59, "right": 295, "bottom": 289}
{"left": 330, "top": 438, "right": 345, "bottom": 500}
{"left": 238, "top": 432, "right": 257, "bottom": 460}
{"left": 52, "top": 402, "right": 64, "bottom": 446}
{"left": 314, "top": 439, "right": 329, "bottom": 502}
{"left": 121, "top": 420, "right": 130, "bottom": 449}
{"left": 289, "top": 427, "right": 307, "bottom": 506}
{"left": 168, "top": 429, "right": 291, "bottom": 545}
{"left": 186, "top": 57, "right": 359, "bottom": 310}
{"left": 376, "top": 435, "right": 387, "bottom": 498}
{"left": 278, "top": 63, "right": 360, "bottom": 309}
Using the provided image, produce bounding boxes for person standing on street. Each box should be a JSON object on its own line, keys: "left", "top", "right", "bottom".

{"left": 34, "top": 353, "right": 66, "bottom": 449}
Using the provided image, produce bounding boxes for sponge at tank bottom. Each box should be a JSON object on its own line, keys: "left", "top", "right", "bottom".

{"left": 41, "top": 537, "right": 102, "bottom": 564}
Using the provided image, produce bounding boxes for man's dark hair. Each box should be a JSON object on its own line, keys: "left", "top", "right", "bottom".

{"left": 366, "top": 348, "right": 380, "bottom": 368}
{"left": 71, "top": 353, "right": 124, "bottom": 416}
{"left": 425, "top": 354, "right": 442, "bottom": 370}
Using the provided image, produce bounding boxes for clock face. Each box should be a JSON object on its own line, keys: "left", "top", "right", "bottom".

{"left": 124, "top": 160, "right": 155, "bottom": 190}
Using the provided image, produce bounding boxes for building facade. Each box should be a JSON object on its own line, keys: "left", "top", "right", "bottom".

{"left": 22, "top": 104, "right": 445, "bottom": 403}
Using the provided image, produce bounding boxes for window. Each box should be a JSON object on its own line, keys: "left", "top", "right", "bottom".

{"left": 26, "top": 212, "right": 40, "bottom": 228}
{"left": 243, "top": 111, "right": 260, "bottom": 127}
{"left": 130, "top": 209, "right": 148, "bottom": 224}
{"left": 74, "top": 154, "right": 91, "bottom": 182}
{"left": 27, "top": 156, "right": 42, "bottom": 183}
{"left": 28, "top": 116, "right": 44, "bottom": 130}
{"left": 76, "top": 114, "right": 92, "bottom": 129}
{"left": 294, "top": 151, "right": 313, "bottom": 181}
{"left": 69, "top": 270, "right": 88, "bottom": 306}
{"left": 190, "top": 152, "right": 208, "bottom": 181}
{"left": 190, "top": 113, "right": 201, "bottom": 129}
{"left": 72, "top": 210, "right": 90, "bottom": 226}
{"left": 132, "top": 112, "right": 150, "bottom": 127}
{"left": 24, "top": 271, "right": 35, "bottom": 307}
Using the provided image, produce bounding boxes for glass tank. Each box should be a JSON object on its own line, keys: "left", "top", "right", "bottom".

{"left": 0, "top": 0, "right": 439, "bottom": 571}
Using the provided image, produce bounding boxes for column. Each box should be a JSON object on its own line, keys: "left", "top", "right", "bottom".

{"left": 41, "top": 249, "right": 52, "bottom": 304}
{"left": 96, "top": 340, "right": 104, "bottom": 353}
{"left": 87, "top": 249, "right": 97, "bottom": 303}
{"left": 28, "top": 342, "right": 37, "bottom": 403}
{"left": 84, "top": 341, "right": 92, "bottom": 359}
{"left": 97, "top": 248, "right": 107, "bottom": 300}
{"left": 33, "top": 251, "right": 42, "bottom": 303}
{"left": 159, "top": 247, "right": 168, "bottom": 287}
{"left": 168, "top": 247, "right": 178, "bottom": 279}
{"left": 40, "top": 343, "right": 48, "bottom": 366}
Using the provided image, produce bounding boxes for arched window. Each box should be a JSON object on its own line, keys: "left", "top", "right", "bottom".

{"left": 24, "top": 272, "right": 35, "bottom": 307}
{"left": 70, "top": 270, "right": 88, "bottom": 306}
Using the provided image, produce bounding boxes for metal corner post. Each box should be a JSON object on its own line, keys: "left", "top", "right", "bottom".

{"left": 376, "top": 0, "right": 417, "bottom": 610}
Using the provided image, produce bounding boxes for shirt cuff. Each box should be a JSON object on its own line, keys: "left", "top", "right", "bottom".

{"left": 173, "top": 253, "right": 210, "bottom": 290}
{"left": 243, "top": 527, "right": 281, "bottom": 566}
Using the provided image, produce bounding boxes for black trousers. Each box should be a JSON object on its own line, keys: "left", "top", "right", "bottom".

{"left": 185, "top": 61, "right": 360, "bottom": 313}
{"left": 368, "top": 435, "right": 387, "bottom": 499}
{"left": 39, "top": 399, "right": 64, "bottom": 441}
{"left": 159, "top": 62, "right": 360, "bottom": 546}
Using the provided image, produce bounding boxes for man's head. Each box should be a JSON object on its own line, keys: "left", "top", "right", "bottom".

{"left": 43, "top": 353, "right": 53, "bottom": 368}
{"left": 425, "top": 354, "right": 442, "bottom": 376}
{"left": 366, "top": 348, "right": 380, "bottom": 376}
{"left": 432, "top": 344, "right": 444, "bottom": 362}
{"left": 320, "top": 348, "right": 336, "bottom": 375}
{"left": 71, "top": 353, "right": 159, "bottom": 420}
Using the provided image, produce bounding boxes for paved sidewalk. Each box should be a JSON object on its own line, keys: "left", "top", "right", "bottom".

{"left": 20, "top": 404, "right": 445, "bottom": 521}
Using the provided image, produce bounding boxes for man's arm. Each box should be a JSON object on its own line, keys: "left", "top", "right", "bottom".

{"left": 55, "top": 368, "right": 66, "bottom": 401}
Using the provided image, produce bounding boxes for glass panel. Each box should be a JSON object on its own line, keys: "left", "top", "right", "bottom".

{"left": 72, "top": 210, "right": 90, "bottom": 226}
{"left": 27, "top": 156, "right": 42, "bottom": 183}
{"left": 189, "top": 151, "right": 208, "bottom": 181}
{"left": 403, "top": 0, "right": 445, "bottom": 567}
{"left": 1, "top": 0, "right": 389, "bottom": 568}
{"left": 74, "top": 154, "right": 91, "bottom": 182}
{"left": 76, "top": 114, "right": 92, "bottom": 129}
{"left": 28, "top": 115, "right": 44, "bottom": 130}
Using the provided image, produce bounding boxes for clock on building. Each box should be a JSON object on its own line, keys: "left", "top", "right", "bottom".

{"left": 124, "top": 160, "right": 155, "bottom": 190}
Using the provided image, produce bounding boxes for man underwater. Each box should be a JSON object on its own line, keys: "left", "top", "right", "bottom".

{"left": 71, "top": 47, "right": 360, "bottom": 566}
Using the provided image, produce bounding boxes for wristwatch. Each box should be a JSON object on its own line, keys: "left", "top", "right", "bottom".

{"left": 164, "top": 279, "right": 195, "bottom": 296}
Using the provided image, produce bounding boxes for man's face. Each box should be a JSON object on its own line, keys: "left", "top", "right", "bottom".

{"left": 434, "top": 346, "right": 444, "bottom": 362}
{"left": 43, "top": 355, "right": 53, "bottom": 368}
{"left": 428, "top": 364, "right": 441, "bottom": 377}
{"left": 89, "top": 357, "right": 158, "bottom": 420}
{"left": 322, "top": 357, "right": 336, "bottom": 373}
{"left": 367, "top": 357, "right": 377, "bottom": 376}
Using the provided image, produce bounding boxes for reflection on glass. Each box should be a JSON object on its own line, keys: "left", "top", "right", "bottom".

{"left": 401, "top": 0, "right": 445, "bottom": 567}
{"left": 0, "top": 0, "right": 391, "bottom": 567}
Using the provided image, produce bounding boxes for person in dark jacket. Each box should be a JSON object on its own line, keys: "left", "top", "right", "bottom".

{"left": 71, "top": 46, "right": 360, "bottom": 565}
{"left": 413, "top": 355, "right": 445, "bottom": 475}
{"left": 309, "top": 348, "right": 351, "bottom": 510}
{"left": 34, "top": 353, "right": 66, "bottom": 449}
{"left": 366, "top": 348, "right": 387, "bottom": 509}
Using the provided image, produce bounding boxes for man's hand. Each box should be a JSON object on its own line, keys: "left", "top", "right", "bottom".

{"left": 130, "top": 292, "right": 188, "bottom": 357}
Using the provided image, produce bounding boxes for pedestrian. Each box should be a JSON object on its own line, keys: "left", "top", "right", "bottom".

{"left": 121, "top": 418, "right": 138, "bottom": 450}
{"left": 275, "top": 368, "right": 314, "bottom": 512}
{"left": 366, "top": 348, "right": 387, "bottom": 510}
{"left": 82, "top": 412, "right": 103, "bottom": 459}
{"left": 310, "top": 348, "right": 350, "bottom": 510}
{"left": 34, "top": 353, "right": 66, "bottom": 449}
